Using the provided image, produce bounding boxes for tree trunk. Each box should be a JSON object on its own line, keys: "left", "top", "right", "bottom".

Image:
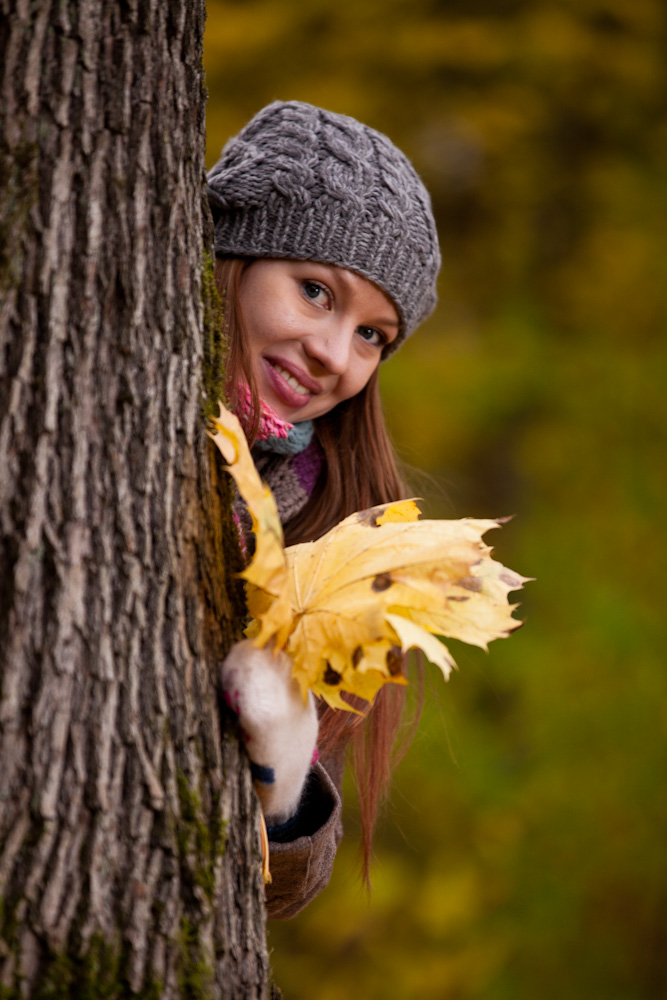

{"left": 0, "top": 2, "right": 270, "bottom": 996}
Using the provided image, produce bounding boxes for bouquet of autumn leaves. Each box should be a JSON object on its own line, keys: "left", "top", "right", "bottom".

{"left": 209, "top": 402, "right": 529, "bottom": 711}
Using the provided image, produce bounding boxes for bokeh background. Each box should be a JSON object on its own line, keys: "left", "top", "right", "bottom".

{"left": 203, "top": 2, "right": 667, "bottom": 997}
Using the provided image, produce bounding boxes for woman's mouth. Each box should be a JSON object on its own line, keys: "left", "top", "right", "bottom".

{"left": 263, "top": 357, "right": 320, "bottom": 409}
{"left": 271, "top": 362, "right": 309, "bottom": 396}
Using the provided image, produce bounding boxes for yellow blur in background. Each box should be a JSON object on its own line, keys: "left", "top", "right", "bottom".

{"left": 204, "top": 2, "right": 667, "bottom": 997}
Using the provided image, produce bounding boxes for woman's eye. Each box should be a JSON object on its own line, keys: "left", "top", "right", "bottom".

{"left": 302, "top": 280, "right": 329, "bottom": 305}
{"left": 357, "top": 326, "right": 385, "bottom": 347}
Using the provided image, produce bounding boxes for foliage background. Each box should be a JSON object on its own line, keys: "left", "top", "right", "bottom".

{"left": 204, "top": 2, "right": 667, "bottom": 997}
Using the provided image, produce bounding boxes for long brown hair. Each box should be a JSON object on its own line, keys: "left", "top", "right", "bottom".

{"left": 215, "top": 255, "right": 415, "bottom": 879}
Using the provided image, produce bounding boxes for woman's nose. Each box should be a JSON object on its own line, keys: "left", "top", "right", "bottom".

{"left": 303, "top": 325, "right": 353, "bottom": 375}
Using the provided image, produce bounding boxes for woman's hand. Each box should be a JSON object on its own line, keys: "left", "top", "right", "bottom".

{"left": 220, "top": 639, "right": 319, "bottom": 827}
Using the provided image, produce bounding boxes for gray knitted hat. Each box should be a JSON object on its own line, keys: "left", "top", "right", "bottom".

{"left": 207, "top": 100, "right": 440, "bottom": 350}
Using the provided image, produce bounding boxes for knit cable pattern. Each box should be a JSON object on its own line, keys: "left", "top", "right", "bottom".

{"left": 207, "top": 101, "right": 440, "bottom": 349}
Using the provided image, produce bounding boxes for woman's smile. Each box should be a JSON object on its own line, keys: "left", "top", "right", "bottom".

{"left": 269, "top": 361, "right": 310, "bottom": 398}
{"left": 239, "top": 259, "right": 400, "bottom": 422}
{"left": 263, "top": 356, "right": 323, "bottom": 409}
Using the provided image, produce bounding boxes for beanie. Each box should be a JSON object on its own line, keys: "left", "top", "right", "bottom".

{"left": 207, "top": 100, "right": 440, "bottom": 350}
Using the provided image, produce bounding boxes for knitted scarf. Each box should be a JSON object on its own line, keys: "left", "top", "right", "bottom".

{"left": 233, "top": 390, "right": 323, "bottom": 554}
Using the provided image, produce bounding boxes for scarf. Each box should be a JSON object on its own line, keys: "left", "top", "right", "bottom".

{"left": 233, "top": 390, "right": 323, "bottom": 554}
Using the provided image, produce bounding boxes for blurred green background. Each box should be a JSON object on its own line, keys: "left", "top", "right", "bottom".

{"left": 204, "top": 1, "right": 667, "bottom": 997}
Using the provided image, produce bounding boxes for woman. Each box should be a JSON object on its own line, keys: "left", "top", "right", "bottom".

{"left": 207, "top": 100, "right": 440, "bottom": 918}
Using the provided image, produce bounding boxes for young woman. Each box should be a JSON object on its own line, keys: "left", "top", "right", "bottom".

{"left": 207, "top": 100, "right": 440, "bottom": 919}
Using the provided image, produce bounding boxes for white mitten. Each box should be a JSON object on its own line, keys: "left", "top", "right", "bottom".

{"left": 220, "top": 639, "right": 319, "bottom": 827}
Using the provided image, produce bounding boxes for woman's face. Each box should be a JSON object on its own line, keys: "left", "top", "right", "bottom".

{"left": 238, "top": 259, "right": 400, "bottom": 422}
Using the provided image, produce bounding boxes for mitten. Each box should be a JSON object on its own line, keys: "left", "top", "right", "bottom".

{"left": 220, "top": 639, "right": 319, "bottom": 827}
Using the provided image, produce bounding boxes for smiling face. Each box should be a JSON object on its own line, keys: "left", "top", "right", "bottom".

{"left": 238, "top": 259, "right": 400, "bottom": 423}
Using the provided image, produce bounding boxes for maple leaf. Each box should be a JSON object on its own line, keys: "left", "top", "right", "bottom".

{"left": 209, "top": 402, "right": 530, "bottom": 711}
{"left": 208, "top": 403, "right": 292, "bottom": 640}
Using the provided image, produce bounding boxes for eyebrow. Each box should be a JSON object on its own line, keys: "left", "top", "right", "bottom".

{"left": 327, "top": 265, "right": 400, "bottom": 328}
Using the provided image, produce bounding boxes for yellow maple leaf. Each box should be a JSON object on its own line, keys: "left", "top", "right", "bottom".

{"left": 209, "top": 401, "right": 530, "bottom": 711}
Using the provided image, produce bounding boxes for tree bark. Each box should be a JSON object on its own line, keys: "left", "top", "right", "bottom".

{"left": 0, "top": 2, "right": 270, "bottom": 996}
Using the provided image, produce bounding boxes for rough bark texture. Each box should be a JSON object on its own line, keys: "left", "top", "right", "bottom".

{"left": 0, "top": 1, "right": 270, "bottom": 996}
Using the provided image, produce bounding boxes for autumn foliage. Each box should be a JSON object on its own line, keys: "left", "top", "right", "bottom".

{"left": 205, "top": 2, "right": 666, "bottom": 997}
{"left": 209, "top": 402, "right": 527, "bottom": 708}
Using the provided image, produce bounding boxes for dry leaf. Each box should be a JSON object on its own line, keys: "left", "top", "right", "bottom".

{"left": 209, "top": 402, "right": 530, "bottom": 711}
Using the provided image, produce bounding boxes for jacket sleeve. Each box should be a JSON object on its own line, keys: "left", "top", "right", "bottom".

{"left": 265, "top": 750, "right": 344, "bottom": 920}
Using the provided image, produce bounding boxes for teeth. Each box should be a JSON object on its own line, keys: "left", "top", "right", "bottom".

{"left": 273, "top": 363, "right": 309, "bottom": 395}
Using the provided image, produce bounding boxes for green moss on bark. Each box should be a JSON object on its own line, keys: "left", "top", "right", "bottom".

{"left": 177, "top": 918, "right": 214, "bottom": 1000}
{"left": 0, "top": 139, "right": 39, "bottom": 293}
{"left": 0, "top": 933, "right": 162, "bottom": 1000}
{"left": 33, "top": 935, "right": 121, "bottom": 1000}
{"left": 201, "top": 251, "right": 227, "bottom": 420}
{"left": 176, "top": 770, "right": 228, "bottom": 903}
{"left": 170, "top": 773, "right": 228, "bottom": 998}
